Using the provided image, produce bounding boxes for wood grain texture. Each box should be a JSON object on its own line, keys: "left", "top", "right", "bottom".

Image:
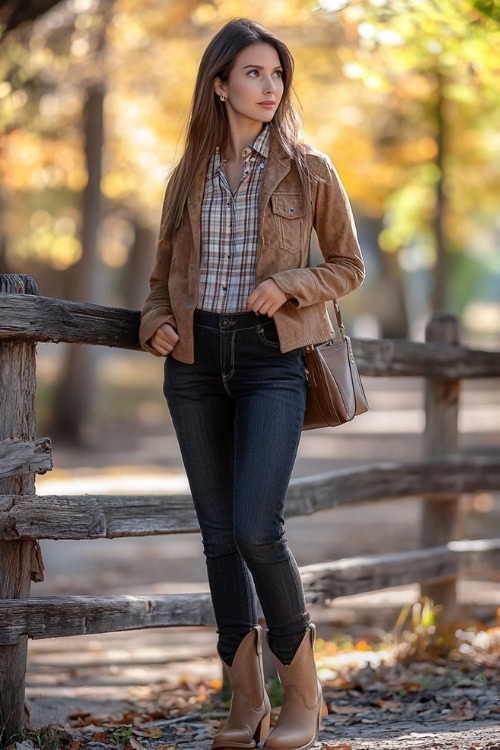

{"left": 421, "top": 315, "right": 461, "bottom": 619}
{"left": 0, "top": 437, "right": 52, "bottom": 479}
{"left": 0, "top": 274, "right": 40, "bottom": 746}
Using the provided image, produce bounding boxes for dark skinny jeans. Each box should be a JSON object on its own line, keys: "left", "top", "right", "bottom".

{"left": 162, "top": 307, "right": 311, "bottom": 665}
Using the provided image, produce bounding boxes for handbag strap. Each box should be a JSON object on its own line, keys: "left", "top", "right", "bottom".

{"left": 332, "top": 299, "right": 346, "bottom": 340}
{"left": 304, "top": 299, "right": 347, "bottom": 353}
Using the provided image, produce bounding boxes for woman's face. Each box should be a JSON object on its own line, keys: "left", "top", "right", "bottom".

{"left": 216, "top": 42, "right": 284, "bottom": 122}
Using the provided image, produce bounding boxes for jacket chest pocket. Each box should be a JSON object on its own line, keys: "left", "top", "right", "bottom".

{"left": 270, "top": 193, "right": 305, "bottom": 253}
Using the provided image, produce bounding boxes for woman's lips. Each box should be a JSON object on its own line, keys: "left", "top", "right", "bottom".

{"left": 258, "top": 102, "right": 275, "bottom": 108}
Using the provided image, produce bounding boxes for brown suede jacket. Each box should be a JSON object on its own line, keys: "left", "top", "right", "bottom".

{"left": 139, "top": 126, "right": 365, "bottom": 363}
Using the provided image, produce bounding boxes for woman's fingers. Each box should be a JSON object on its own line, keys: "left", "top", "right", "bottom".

{"left": 153, "top": 342, "right": 171, "bottom": 356}
{"left": 151, "top": 322, "right": 179, "bottom": 356}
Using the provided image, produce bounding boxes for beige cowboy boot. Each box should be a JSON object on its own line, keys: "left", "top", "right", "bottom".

{"left": 212, "top": 624, "right": 272, "bottom": 750}
{"left": 262, "top": 623, "right": 328, "bottom": 750}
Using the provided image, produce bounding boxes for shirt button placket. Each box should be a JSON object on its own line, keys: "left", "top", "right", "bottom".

{"left": 226, "top": 194, "right": 232, "bottom": 261}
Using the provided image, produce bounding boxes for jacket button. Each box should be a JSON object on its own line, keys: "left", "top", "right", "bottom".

{"left": 190, "top": 263, "right": 197, "bottom": 269}
{"left": 184, "top": 302, "right": 192, "bottom": 308}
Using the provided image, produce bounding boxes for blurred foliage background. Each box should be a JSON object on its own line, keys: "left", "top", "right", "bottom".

{"left": 1, "top": 0, "right": 499, "bottom": 442}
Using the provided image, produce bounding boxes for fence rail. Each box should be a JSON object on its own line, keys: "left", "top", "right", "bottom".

{"left": 1, "top": 452, "right": 500, "bottom": 540}
{"left": 1, "top": 290, "right": 500, "bottom": 377}
{"left": 1, "top": 273, "right": 499, "bottom": 747}
{"left": 1, "top": 537, "right": 499, "bottom": 647}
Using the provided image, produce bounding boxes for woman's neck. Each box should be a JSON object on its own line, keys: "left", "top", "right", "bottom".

{"left": 223, "top": 123, "right": 266, "bottom": 163}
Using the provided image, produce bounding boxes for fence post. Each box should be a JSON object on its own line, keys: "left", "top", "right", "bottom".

{"left": 0, "top": 274, "right": 43, "bottom": 747}
{"left": 420, "top": 312, "right": 461, "bottom": 620}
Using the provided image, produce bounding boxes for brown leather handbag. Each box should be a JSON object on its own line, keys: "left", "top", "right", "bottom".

{"left": 302, "top": 300, "right": 369, "bottom": 430}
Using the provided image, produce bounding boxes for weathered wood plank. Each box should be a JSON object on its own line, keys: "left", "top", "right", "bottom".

{"left": 1, "top": 294, "right": 500, "bottom": 377}
{"left": 421, "top": 314, "right": 461, "bottom": 619}
{"left": 353, "top": 336, "right": 500, "bottom": 378}
{"left": 1, "top": 539, "right": 498, "bottom": 644}
{"left": 0, "top": 492, "right": 200, "bottom": 539}
{"left": 0, "top": 293, "right": 140, "bottom": 350}
{"left": 303, "top": 539, "right": 500, "bottom": 603}
{"left": 303, "top": 546, "right": 456, "bottom": 602}
{"left": 1, "top": 453, "right": 498, "bottom": 540}
{"left": 0, "top": 437, "right": 52, "bottom": 479}
{"left": 0, "top": 593, "right": 216, "bottom": 644}
{"left": 0, "top": 274, "right": 40, "bottom": 747}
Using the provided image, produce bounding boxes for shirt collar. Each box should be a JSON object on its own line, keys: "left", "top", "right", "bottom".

{"left": 252, "top": 122, "right": 271, "bottom": 158}
{"left": 215, "top": 122, "right": 271, "bottom": 163}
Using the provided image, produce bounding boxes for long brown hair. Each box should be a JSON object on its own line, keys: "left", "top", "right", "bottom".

{"left": 160, "top": 17, "right": 323, "bottom": 245}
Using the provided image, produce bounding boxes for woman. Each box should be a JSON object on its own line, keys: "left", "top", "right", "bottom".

{"left": 139, "top": 17, "right": 365, "bottom": 750}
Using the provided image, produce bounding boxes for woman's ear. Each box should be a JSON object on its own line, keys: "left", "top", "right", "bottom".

{"left": 214, "top": 76, "right": 223, "bottom": 98}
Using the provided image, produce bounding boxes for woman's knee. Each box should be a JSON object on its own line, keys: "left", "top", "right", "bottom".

{"left": 201, "top": 528, "right": 238, "bottom": 559}
{"left": 235, "top": 533, "right": 289, "bottom": 565}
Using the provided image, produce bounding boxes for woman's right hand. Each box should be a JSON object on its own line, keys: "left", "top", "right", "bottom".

{"left": 148, "top": 322, "right": 180, "bottom": 356}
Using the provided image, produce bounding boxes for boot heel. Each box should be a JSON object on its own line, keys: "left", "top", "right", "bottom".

{"left": 254, "top": 711, "right": 271, "bottom": 742}
{"left": 320, "top": 698, "right": 328, "bottom": 720}
{"left": 316, "top": 697, "right": 328, "bottom": 737}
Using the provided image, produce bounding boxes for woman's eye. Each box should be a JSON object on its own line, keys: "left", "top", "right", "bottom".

{"left": 248, "top": 69, "right": 283, "bottom": 77}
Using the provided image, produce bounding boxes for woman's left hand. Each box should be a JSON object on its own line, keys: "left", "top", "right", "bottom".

{"left": 246, "top": 279, "right": 289, "bottom": 317}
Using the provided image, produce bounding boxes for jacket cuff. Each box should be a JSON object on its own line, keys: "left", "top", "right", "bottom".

{"left": 139, "top": 310, "right": 177, "bottom": 356}
{"left": 268, "top": 269, "right": 319, "bottom": 309}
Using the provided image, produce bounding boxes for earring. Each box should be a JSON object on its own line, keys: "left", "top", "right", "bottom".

{"left": 220, "top": 94, "right": 226, "bottom": 102}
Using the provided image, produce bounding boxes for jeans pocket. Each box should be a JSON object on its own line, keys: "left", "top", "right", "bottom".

{"left": 256, "top": 320, "right": 281, "bottom": 348}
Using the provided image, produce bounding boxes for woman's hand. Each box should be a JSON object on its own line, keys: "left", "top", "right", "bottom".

{"left": 246, "top": 279, "right": 289, "bottom": 317}
{"left": 148, "top": 322, "right": 180, "bottom": 356}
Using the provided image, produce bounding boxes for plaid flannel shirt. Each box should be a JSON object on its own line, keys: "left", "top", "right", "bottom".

{"left": 197, "top": 122, "right": 271, "bottom": 313}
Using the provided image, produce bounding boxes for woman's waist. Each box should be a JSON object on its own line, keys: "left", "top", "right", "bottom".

{"left": 193, "top": 306, "right": 273, "bottom": 331}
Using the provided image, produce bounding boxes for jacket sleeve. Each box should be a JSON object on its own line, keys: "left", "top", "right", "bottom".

{"left": 267, "top": 154, "right": 365, "bottom": 308}
{"left": 138, "top": 179, "right": 178, "bottom": 356}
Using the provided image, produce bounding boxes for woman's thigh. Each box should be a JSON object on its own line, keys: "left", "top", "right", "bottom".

{"left": 229, "top": 320, "right": 308, "bottom": 545}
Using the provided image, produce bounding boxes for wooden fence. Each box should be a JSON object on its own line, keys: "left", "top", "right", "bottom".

{"left": 1, "top": 272, "right": 500, "bottom": 746}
